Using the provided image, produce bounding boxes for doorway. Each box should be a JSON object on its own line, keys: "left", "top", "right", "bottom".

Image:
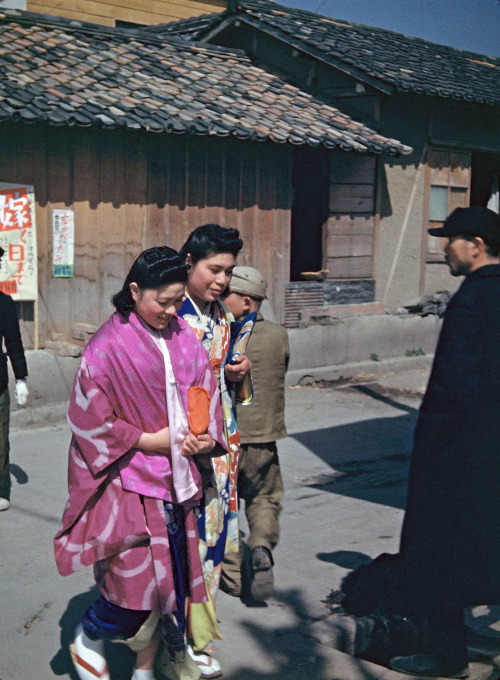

{"left": 290, "top": 147, "right": 330, "bottom": 281}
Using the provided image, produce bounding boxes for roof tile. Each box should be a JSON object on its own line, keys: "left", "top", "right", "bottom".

{"left": 150, "top": 0, "right": 500, "bottom": 107}
{"left": 0, "top": 9, "right": 411, "bottom": 155}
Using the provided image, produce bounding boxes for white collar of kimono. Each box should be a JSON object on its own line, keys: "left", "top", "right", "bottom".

{"left": 185, "top": 292, "right": 213, "bottom": 319}
{"left": 135, "top": 313, "right": 198, "bottom": 504}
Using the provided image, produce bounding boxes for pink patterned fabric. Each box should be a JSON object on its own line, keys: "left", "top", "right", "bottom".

{"left": 54, "top": 311, "right": 226, "bottom": 614}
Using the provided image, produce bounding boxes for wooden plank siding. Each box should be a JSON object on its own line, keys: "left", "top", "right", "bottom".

{"left": 284, "top": 151, "right": 377, "bottom": 328}
{"left": 26, "top": 0, "right": 226, "bottom": 27}
{"left": 0, "top": 122, "right": 292, "bottom": 345}
{"left": 325, "top": 153, "right": 376, "bottom": 279}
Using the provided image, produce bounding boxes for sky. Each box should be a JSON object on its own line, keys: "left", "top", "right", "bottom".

{"left": 281, "top": 0, "right": 500, "bottom": 57}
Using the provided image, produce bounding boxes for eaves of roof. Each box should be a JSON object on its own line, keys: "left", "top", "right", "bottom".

{"left": 0, "top": 9, "right": 412, "bottom": 156}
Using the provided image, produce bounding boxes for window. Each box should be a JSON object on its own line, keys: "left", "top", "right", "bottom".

{"left": 426, "top": 148, "right": 471, "bottom": 261}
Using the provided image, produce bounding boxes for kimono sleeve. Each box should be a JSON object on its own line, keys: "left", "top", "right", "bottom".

{"left": 68, "top": 355, "right": 143, "bottom": 475}
{"left": 220, "top": 300, "right": 253, "bottom": 405}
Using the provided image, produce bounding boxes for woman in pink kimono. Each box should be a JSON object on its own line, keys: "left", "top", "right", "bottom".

{"left": 54, "top": 247, "right": 226, "bottom": 680}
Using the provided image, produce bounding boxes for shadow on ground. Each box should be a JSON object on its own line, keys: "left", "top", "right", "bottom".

{"left": 292, "top": 389, "right": 419, "bottom": 510}
{"left": 224, "top": 588, "right": 500, "bottom": 680}
{"left": 318, "top": 550, "right": 373, "bottom": 570}
{"left": 9, "top": 462, "right": 29, "bottom": 484}
{"left": 50, "top": 583, "right": 402, "bottom": 680}
{"left": 220, "top": 586, "right": 397, "bottom": 680}
{"left": 50, "top": 587, "right": 135, "bottom": 680}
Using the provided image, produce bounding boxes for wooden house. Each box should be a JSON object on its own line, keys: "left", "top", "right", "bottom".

{"left": 154, "top": 0, "right": 500, "bottom": 321}
{"left": 0, "top": 7, "right": 409, "bottom": 349}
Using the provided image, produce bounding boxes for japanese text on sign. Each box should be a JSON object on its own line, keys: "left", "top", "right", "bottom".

{"left": 52, "top": 209, "right": 74, "bottom": 278}
{"left": 0, "top": 184, "right": 38, "bottom": 300}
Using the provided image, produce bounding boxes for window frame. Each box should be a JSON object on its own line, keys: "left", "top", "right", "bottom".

{"left": 424, "top": 147, "right": 471, "bottom": 263}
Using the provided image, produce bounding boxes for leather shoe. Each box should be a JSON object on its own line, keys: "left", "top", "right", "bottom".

{"left": 390, "top": 652, "right": 469, "bottom": 678}
{"left": 250, "top": 546, "right": 274, "bottom": 601}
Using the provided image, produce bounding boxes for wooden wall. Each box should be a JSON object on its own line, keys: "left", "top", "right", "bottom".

{"left": 26, "top": 0, "right": 226, "bottom": 27}
{"left": 325, "top": 153, "right": 376, "bottom": 279}
{"left": 283, "top": 151, "right": 377, "bottom": 328}
{"left": 0, "top": 122, "right": 292, "bottom": 345}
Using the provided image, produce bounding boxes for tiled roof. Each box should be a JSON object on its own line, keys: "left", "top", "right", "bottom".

{"left": 147, "top": 0, "right": 500, "bottom": 107}
{"left": 0, "top": 9, "right": 411, "bottom": 155}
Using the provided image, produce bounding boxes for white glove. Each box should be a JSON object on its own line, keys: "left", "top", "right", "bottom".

{"left": 15, "top": 379, "right": 29, "bottom": 407}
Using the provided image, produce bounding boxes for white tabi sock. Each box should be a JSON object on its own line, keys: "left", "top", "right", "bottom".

{"left": 131, "top": 669, "right": 155, "bottom": 680}
{"left": 71, "top": 622, "right": 109, "bottom": 680}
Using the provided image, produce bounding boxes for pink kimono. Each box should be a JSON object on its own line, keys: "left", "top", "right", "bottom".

{"left": 54, "top": 311, "right": 226, "bottom": 616}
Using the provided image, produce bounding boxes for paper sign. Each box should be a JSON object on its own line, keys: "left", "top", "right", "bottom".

{"left": 0, "top": 183, "right": 38, "bottom": 300}
{"left": 52, "top": 209, "right": 74, "bottom": 277}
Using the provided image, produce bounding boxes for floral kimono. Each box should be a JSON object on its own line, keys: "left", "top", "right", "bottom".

{"left": 178, "top": 295, "right": 251, "bottom": 599}
{"left": 54, "top": 311, "right": 226, "bottom": 616}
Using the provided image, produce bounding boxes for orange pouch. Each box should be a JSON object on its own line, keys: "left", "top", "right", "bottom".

{"left": 188, "top": 386, "right": 210, "bottom": 435}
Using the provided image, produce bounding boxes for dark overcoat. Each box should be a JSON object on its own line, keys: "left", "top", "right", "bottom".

{"left": 399, "top": 264, "right": 500, "bottom": 613}
{"left": 0, "top": 291, "right": 27, "bottom": 395}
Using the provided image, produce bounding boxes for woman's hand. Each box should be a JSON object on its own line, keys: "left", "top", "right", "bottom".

{"left": 225, "top": 355, "right": 252, "bottom": 383}
{"left": 136, "top": 427, "right": 170, "bottom": 454}
{"left": 181, "top": 433, "right": 216, "bottom": 456}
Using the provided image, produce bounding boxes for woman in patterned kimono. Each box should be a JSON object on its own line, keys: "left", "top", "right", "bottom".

{"left": 178, "top": 224, "right": 252, "bottom": 677}
{"left": 54, "top": 247, "right": 226, "bottom": 680}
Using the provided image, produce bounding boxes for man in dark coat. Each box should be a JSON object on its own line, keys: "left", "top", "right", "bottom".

{"left": 389, "top": 206, "right": 500, "bottom": 678}
{"left": 0, "top": 246, "right": 29, "bottom": 511}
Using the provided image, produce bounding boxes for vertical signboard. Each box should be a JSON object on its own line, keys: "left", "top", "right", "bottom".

{"left": 0, "top": 183, "right": 38, "bottom": 301}
{"left": 52, "top": 209, "right": 74, "bottom": 277}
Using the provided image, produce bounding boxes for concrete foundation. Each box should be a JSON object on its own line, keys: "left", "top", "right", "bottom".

{"left": 287, "top": 313, "right": 441, "bottom": 384}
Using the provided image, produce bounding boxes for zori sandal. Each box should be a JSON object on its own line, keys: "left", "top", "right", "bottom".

{"left": 69, "top": 624, "right": 110, "bottom": 680}
{"left": 187, "top": 645, "right": 223, "bottom": 679}
{"left": 69, "top": 643, "right": 110, "bottom": 680}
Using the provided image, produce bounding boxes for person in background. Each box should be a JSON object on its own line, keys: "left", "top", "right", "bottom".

{"left": 221, "top": 266, "right": 289, "bottom": 601}
{"left": 54, "top": 247, "right": 226, "bottom": 680}
{"left": 0, "top": 245, "right": 29, "bottom": 512}
{"left": 178, "top": 224, "right": 252, "bottom": 678}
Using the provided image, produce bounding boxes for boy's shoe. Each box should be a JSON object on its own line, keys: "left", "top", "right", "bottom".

{"left": 0, "top": 497, "right": 10, "bottom": 511}
{"left": 250, "top": 546, "right": 274, "bottom": 601}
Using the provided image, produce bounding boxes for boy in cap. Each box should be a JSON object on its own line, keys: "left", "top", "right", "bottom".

{"left": 221, "top": 266, "right": 289, "bottom": 600}
{"left": 0, "top": 246, "right": 29, "bottom": 511}
{"left": 384, "top": 206, "right": 500, "bottom": 678}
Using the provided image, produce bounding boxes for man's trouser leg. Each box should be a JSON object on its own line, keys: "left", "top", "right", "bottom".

{"left": 220, "top": 442, "right": 284, "bottom": 595}
{"left": 220, "top": 533, "right": 245, "bottom": 596}
{"left": 0, "top": 389, "right": 11, "bottom": 500}
{"left": 239, "top": 442, "right": 284, "bottom": 554}
{"left": 425, "top": 610, "right": 468, "bottom": 669}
